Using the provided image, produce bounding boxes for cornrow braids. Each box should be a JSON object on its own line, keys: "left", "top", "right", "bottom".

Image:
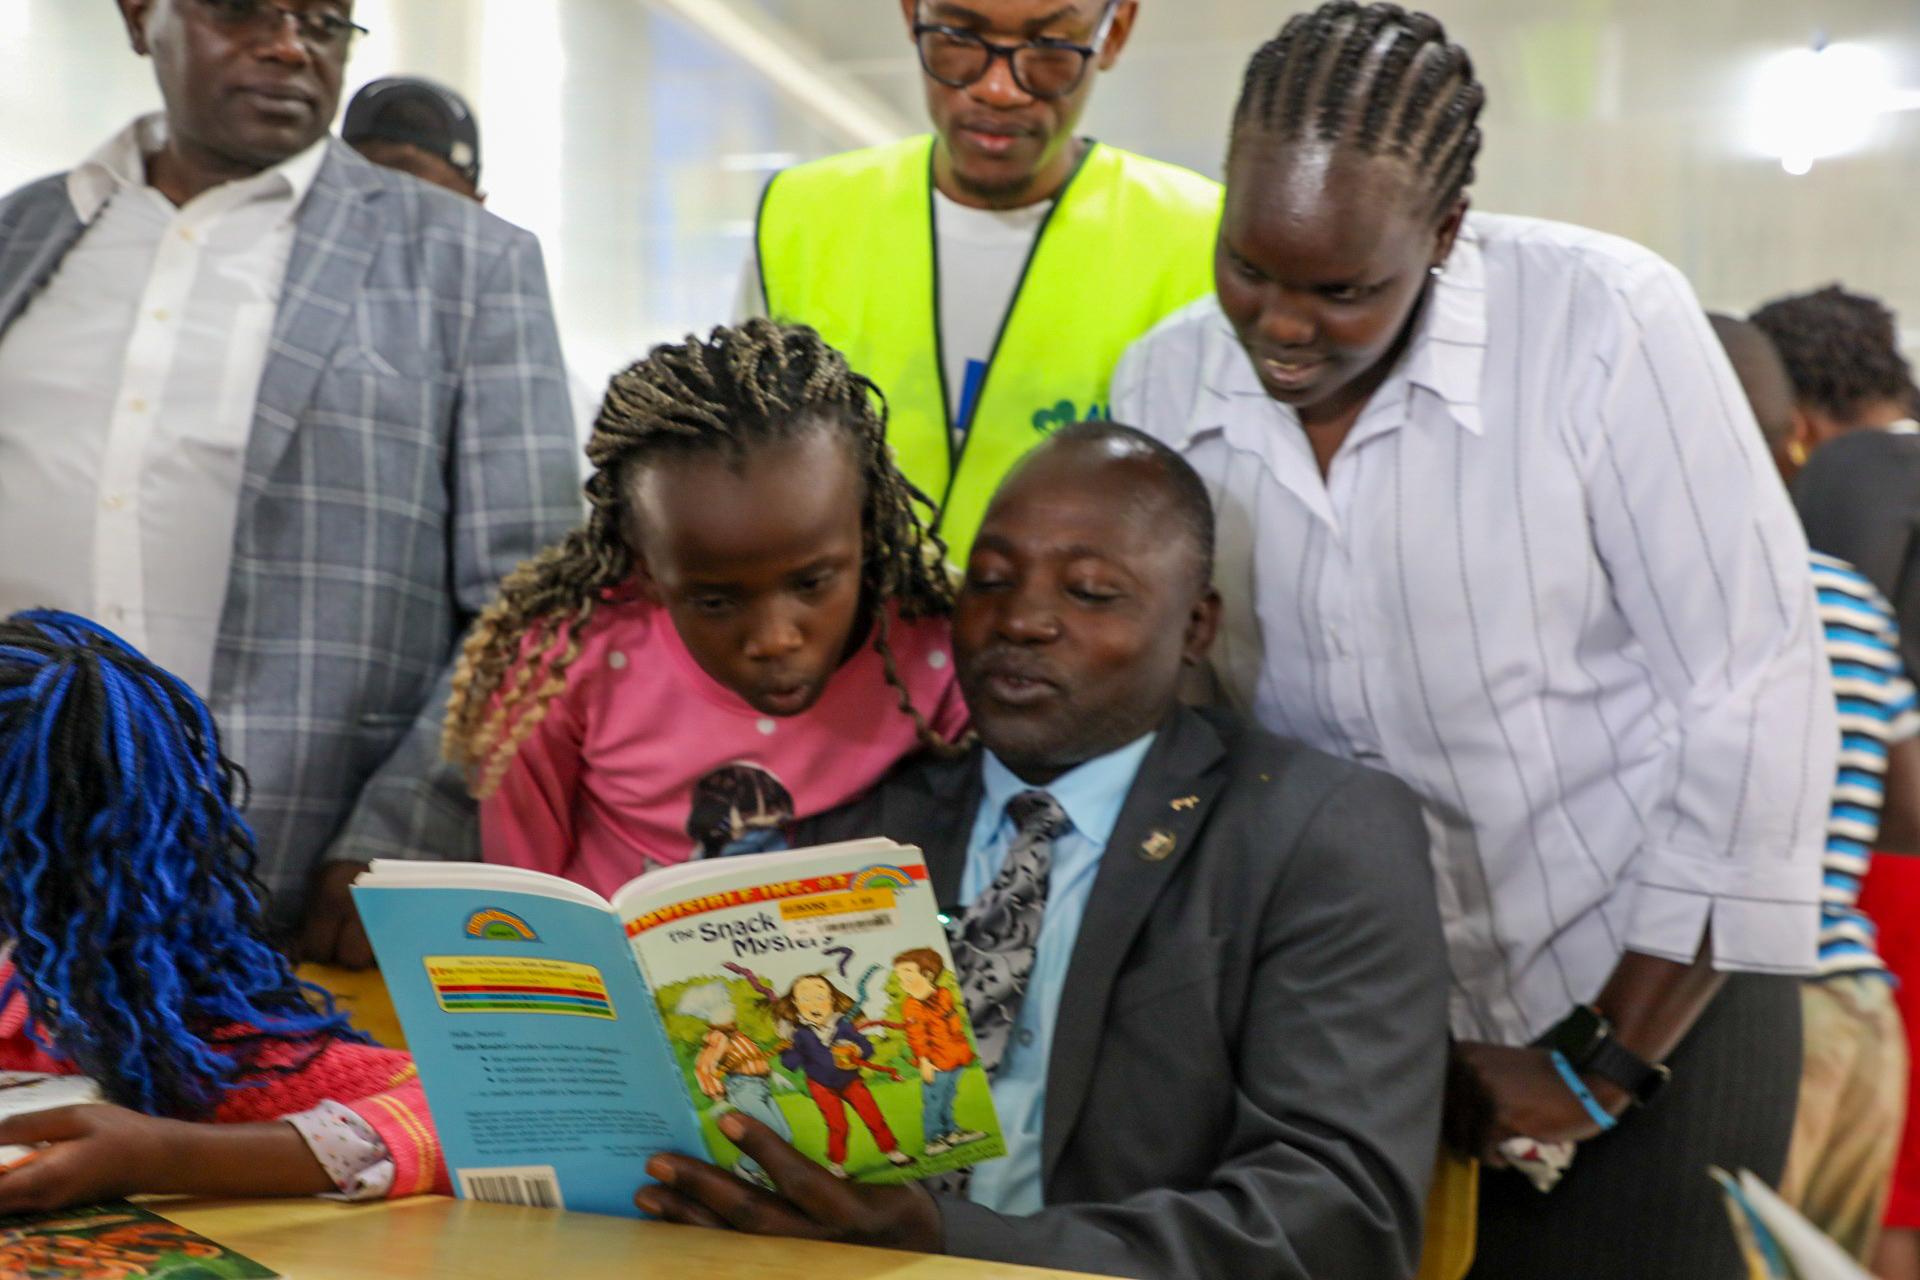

{"left": 1232, "top": 2, "right": 1486, "bottom": 217}
{"left": 1750, "top": 285, "right": 1919, "bottom": 421}
{"left": 444, "top": 320, "right": 960, "bottom": 798}
{"left": 0, "top": 611, "right": 361, "bottom": 1120}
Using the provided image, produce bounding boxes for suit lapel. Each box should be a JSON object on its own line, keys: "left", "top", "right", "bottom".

{"left": 1040, "top": 706, "right": 1228, "bottom": 1182}
{"left": 896, "top": 754, "right": 983, "bottom": 914}
{"left": 241, "top": 141, "right": 385, "bottom": 503}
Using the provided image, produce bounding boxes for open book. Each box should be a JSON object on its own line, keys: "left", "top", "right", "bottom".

{"left": 353, "top": 839, "right": 1005, "bottom": 1217}
{"left": 1712, "top": 1166, "right": 1871, "bottom": 1279}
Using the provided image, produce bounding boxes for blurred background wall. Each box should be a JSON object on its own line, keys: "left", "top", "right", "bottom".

{"left": 5, "top": 0, "right": 1916, "bottom": 397}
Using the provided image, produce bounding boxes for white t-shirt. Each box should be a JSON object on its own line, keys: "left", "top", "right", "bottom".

{"left": 734, "top": 188, "right": 1050, "bottom": 437}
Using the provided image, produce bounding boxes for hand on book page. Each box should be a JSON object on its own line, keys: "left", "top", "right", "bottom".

{"left": 636, "top": 1111, "right": 943, "bottom": 1253}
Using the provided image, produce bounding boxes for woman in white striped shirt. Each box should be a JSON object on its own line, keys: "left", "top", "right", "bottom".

{"left": 1116, "top": 5, "right": 1834, "bottom": 1276}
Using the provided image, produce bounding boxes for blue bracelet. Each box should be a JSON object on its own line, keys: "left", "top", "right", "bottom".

{"left": 1549, "top": 1049, "right": 1618, "bottom": 1131}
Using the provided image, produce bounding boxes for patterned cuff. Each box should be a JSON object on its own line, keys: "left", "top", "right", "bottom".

{"left": 285, "top": 1099, "right": 397, "bottom": 1201}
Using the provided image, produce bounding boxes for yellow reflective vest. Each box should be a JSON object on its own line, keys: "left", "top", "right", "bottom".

{"left": 756, "top": 135, "right": 1221, "bottom": 566}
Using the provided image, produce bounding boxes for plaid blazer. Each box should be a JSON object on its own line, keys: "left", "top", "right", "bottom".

{"left": 0, "top": 140, "right": 582, "bottom": 924}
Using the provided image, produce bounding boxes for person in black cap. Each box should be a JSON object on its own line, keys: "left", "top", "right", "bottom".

{"left": 343, "top": 75, "right": 483, "bottom": 202}
{"left": 344, "top": 75, "right": 605, "bottom": 460}
{"left": 0, "top": 3, "right": 578, "bottom": 965}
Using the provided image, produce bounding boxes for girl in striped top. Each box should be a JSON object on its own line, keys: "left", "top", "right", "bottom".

{"left": 1808, "top": 552, "right": 1920, "bottom": 979}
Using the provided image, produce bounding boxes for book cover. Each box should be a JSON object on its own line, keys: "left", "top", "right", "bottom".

{"left": 624, "top": 845, "right": 1007, "bottom": 1185}
{"left": 354, "top": 873, "right": 707, "bottom": 1218}
{"left": 0, "top": 1202, "right": 277, "bottom": 1279}
{"left": 354, "top": 842, "right": 1003, "bottom": 1216}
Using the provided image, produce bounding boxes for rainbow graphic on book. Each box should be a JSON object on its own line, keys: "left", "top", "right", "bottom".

{"left": 465, "top": 908, "right": 538, "bottom": 942}
{"left": 851, "top": 864, "right": 916, "bottom": 892}
{"left": 423, "top": 956, "right": 616, "bottom": 1019}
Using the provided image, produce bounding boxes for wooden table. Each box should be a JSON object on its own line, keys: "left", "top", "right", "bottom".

{"left": 158, "top": 1196, "right": 1116, "bottom": 1280}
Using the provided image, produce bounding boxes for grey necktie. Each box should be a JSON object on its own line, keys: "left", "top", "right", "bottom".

{"left": 928, "top": 789, "right": 1067, "bottom": 1195}
{"left": 949, "top": 789, "right": 1069, "bottom": 1074}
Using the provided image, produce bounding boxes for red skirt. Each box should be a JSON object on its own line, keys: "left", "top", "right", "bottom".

{"left": 1861, "top": 855, "right": 1920, "bottom": 1227}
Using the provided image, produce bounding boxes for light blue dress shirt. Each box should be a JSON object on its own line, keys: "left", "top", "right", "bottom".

{"left": 959, "top": 732, "right": 1155, "bottom": 1215}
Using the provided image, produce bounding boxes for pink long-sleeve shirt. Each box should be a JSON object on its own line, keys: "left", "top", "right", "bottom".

{"left": 482, "top": 596, "right": 969, "bottom": 897}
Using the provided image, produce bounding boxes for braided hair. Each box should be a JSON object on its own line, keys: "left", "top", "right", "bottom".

{"left": 0, "top": 611, "right": 359, "bottom": 1120}
{"left": 444, "top": 320, "right": 958, "bottom": 798}
{"left": 1750, "top": 285, "right": 1919, "bottom": 422}
{"left": 1232, "top": 2, "right": 1485, "bottom": 218}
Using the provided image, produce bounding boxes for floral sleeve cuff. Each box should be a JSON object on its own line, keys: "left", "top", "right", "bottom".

{"left": 284, "top": 1098, "right": 397, "bottom": 1201}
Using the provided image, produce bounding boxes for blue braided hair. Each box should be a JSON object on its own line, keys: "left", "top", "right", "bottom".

{"left": 0, "top": 610, "right": 362, "bottom": 1119}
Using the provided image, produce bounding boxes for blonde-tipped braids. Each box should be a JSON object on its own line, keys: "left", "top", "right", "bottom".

{"left": 443, "top": 319, "right": 960, "bottom": 797}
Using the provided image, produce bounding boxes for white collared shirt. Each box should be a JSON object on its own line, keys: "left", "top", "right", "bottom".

{"left": 0, "top": 114, "right": 326, "bottom": 696}
{"left": 1116, "top": 213, "right": 1836, "bottom": 1045}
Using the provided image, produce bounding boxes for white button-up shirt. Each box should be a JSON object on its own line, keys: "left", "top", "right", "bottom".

{"left": 1116, "top": 213, "right": 1835, "bottom": 1045}
{"left": 0, "top": 114, "right": 325, "bottom": 696}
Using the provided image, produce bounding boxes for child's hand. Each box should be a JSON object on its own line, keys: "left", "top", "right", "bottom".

{"left": 0, "top": 1104, "right": 171, "bottom": 1213}
{"left": 919, "top": 1059, "right": 936, "bottom": 1085}
{"left": 300, "top": 860, "right": 376, "bottom": 969}
{"left": 0, "top": 1104, "right": 337, "bottom": 1211}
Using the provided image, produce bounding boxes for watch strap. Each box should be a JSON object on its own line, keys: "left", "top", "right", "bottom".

{"left": 1584, "top": 1034, "right": 1671, "bottom": 1106}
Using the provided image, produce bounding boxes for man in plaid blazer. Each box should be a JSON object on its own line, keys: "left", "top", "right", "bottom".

{"left": 0, "top": 1, "right": 580, "bottom": 961}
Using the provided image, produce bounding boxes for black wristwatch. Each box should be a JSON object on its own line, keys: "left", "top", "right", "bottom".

{"left": 1538, "top": 1004, "right": 1672, "bottom": 1108}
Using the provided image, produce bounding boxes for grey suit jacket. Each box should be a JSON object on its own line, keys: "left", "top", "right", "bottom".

{"left": 0, "top": 141, "right": 582, "bottom": 923}
{"left": 800, "top": 704, "right": 1449, "bottom": 1279}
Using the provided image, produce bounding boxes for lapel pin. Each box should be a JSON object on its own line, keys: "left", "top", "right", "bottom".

{"left": 1170, "top": 795, "right": 1198, "bottom": 812}
{"left": 1140, "top": 829, "right": 1177, "bottom": 862}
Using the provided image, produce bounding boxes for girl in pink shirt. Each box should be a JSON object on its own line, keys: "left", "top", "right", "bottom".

{"left": 444, "top": 321, "right": 968, "bottom": 895}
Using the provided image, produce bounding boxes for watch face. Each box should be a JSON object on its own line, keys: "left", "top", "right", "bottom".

{"left": 1540, "top": 1005, "right": 1607, "bottom": 1062}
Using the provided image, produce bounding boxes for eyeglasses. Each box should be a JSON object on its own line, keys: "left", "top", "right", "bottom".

{"left": 195, "top": 0, "right": 368, "bottom": 52}
{"left": 912, "top": 0, "right": 1120, "bottom": 101}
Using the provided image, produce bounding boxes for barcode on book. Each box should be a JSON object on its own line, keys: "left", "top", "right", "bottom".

{"left": 830, "top": 911, "right": 895, "bottom": 935}
{"left": 458, "top": 1165, "right": 564, "bottom": 1210}
{"left": 786, "top": 908, "right": 897, "bottom": 942}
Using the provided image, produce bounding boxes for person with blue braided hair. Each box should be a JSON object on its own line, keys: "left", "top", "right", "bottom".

{"left": 0, "top": 611, "right": 451, "bottom": 1211}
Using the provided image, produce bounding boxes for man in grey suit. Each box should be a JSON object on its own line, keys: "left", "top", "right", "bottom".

{"left": 635, "top": 423, "right": 1450, "bottom": 1278}
{"left": 0, "top": 0, "right": 579, "bottom": 962}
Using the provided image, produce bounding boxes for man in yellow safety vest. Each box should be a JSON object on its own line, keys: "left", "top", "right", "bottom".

{"left": 738, "top": 0, "right": 1220, "bottom": 565}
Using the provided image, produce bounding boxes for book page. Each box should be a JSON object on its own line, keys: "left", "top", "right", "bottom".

{"left": 609, "top": 837, "right": 905, "bottom": 916}
{"left": 620, "top": 841, "right": 1006, "bottom": 1185}
{"left": 353, "top": 881, "right": 705, "bottom": 1217}
{"left": 359, "top": 859, "right": 613, "bottom": 910}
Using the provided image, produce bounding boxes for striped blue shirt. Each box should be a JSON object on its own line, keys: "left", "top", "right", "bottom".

{"left": 1811, "top": 552, "right": 1920, "bottom": 979}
